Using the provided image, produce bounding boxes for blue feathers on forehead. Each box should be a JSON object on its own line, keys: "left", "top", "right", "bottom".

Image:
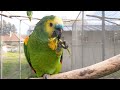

{"left": 55, "top": 24, "right": 64, "bottom": 30}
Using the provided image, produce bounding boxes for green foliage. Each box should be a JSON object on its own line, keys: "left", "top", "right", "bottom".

{"left": 27, "top": 11, "right": 33, "bottom": 21}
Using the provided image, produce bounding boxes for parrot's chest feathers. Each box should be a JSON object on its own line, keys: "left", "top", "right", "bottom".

{"left": 48, "top": 37, "right": 63, "bottom": 56}
{"left": 48, "top": 37, "right": 58, "bottom": 50}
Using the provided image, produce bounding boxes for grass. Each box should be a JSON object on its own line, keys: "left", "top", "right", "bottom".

{"left": 0, "top": 51, "right": 32, "bottom": 79}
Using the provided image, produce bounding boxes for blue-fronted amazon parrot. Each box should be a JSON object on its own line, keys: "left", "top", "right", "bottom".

{"left": 24, "top": 15, "right": 70, "bottom": 78}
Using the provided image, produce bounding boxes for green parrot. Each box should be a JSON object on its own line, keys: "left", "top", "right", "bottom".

{"left": 24, "top": 15, "right": 69, "bottom": 78}
{"left": 27, "top": 11, "right": 33, "bottom": 21}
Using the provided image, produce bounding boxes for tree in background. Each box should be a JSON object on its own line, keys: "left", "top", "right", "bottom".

{"left": 0, "top": 20, "right": 17, "bottom": 35}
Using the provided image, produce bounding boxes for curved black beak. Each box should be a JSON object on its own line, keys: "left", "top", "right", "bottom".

{"left": 52, "top": 29, "right": 63, "bottom": 40}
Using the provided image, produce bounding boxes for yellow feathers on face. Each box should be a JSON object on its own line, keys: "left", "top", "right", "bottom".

{"left": 54, "top": 16, "right": 63, "bottom": 25}
{"left": 45, "top": 16, "right": 63, "bottom": 37}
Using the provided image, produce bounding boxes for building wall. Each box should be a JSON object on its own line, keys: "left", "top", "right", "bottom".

{"left": 61, "top": 30, "right": 120, "bottom": 72}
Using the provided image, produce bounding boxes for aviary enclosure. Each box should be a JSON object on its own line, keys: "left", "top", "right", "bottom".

{"left": 1, "top": 11, "right": 120, "bottom": 79}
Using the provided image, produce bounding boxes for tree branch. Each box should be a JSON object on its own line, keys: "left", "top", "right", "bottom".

{"left": 31, "top": 54, "right": 120, "bottom": 79}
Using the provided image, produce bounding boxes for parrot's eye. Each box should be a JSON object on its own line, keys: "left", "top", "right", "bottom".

{"left": 50, "top": 23, "right": 53, "bottom": 27}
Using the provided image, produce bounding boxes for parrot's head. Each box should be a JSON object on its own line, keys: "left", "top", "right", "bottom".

{"left": 38, "top": 15, "right": 64, "bottom": 40}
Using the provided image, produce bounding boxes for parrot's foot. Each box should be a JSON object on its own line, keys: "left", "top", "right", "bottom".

{"left": 43, "top": 74, "right": 50, "bottom": 79}
{"left": 59, "top": 40, "right": 68, "bottom": 49}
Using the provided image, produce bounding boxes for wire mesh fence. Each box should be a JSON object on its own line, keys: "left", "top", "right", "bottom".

{"left": 72, "top": 11, "right": 120, "bottom": 79}
{"left": 1, "top": 11, "right": 120, "bottom": 79}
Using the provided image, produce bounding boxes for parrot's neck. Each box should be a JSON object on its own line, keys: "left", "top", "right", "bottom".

{"left": 37, "top": 30, "right": 48, "bottom": 42}
{"left": 31, "top": 29, "right": 49, "bottom": 50}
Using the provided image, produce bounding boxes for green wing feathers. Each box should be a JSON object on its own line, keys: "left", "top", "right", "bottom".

{"left": 24, "top": 36, "right": 36, "bottom": 73}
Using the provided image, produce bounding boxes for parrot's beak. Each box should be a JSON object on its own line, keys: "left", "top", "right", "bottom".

{"left": 51, "top": 24, "right": 64, "bottom": 40}
{"left": 52, "top": 28, "right": 63, "bottom": 40}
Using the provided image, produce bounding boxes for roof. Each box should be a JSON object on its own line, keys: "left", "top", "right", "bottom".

{"left": 72, "top": 25, "right": 120, "bottom": 31}
{"left": 1, "top": 33, "right": 26, "bottom": 42}
{"left": 28, "top": 24, "right": 120, "bottom": 31}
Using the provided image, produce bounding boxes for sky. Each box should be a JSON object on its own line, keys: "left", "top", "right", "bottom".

{"left": 1, "top": 11, "right": 120, "bottom": 35}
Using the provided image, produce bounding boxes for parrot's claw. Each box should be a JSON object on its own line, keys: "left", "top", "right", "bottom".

{"left": 58, "top": 39, "right": 71, "bottom": 55}
{"left": 43, "top": 74, "right": 50, "bottom": 79}
{"left": 59, "top": 40, "right": 68, "bottom": 49}
{"left": 62, "top": 40, "right": 68, "bottom": 49}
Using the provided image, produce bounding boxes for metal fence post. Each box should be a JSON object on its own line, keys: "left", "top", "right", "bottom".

{"left": 81, "top": 11, "right": 84, "bottom": 67}
{"left": 19, "top": 20, "right": 21, "bottom": 79}
{"left": 113, "top": 32, "right": 117, "bottom": 56}
{"left": 102, "top": 11, "right": 105, "bottom": 61}
{"left": 71, "top": 25, "right": 74, "bottom": 70}
{"left": 0, "top": 11, "right": 3, "bottom": 79}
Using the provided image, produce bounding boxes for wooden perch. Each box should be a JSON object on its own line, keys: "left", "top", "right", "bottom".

{"left": 31, "top": 54, "right": 120, "bottom": 79}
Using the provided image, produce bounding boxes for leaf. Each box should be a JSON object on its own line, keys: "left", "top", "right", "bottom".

{"left": 27, "top": 11, "right": 33, "bottom": 21}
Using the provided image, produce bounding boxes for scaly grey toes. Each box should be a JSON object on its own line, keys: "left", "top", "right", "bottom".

{"left": 62, "top": 40, "right": 68, "bottom": 49}
{"left": 43, "top": 74, "right": 50, "bottom": 79}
